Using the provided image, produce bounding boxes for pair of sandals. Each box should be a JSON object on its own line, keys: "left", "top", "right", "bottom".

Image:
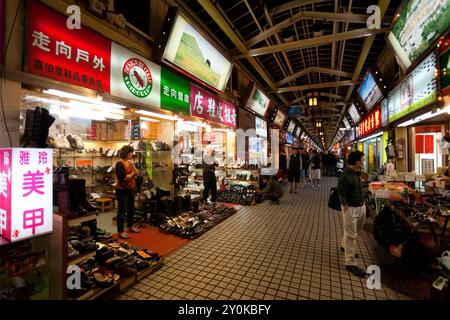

{"left": 289, "top": 189, "right": 298, "bottom": 194}
{"left": 92, "top": 267, "right": 120, "bottom": 287}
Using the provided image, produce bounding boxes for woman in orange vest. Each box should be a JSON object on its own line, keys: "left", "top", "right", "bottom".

{"left": 115, "top": 145, "right": 140, "bottom": 239}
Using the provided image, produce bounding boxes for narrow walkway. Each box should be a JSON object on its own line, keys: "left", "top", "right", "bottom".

{"left": 115, "top": 177, "right": 411, "bottom": 300}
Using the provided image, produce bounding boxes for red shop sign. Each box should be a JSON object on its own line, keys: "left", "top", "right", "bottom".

{"left": 357, "top": 105, "right": 382, "bottom": 138}
{"left": 415, "top": 125, "right": 441, "bottom": 133}
{"left": 190, "top": 85, "right": 237, "bottom": 128}
{"left": 27, "top": 0, "right": 112, "bottom": 93}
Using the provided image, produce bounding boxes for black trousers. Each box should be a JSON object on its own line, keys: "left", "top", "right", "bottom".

{"left": 116, "top": 189, "right": 135, "bottom": 233}
{"left": 263, "top": 192, "right": 281, "bottom": 202}
{"left": 203, "top": 171, "right": 217, "bottom": 202}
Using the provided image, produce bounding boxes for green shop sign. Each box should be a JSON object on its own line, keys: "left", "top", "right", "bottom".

{"left": 161, "top": 67, "right": 190, "bottom": 115}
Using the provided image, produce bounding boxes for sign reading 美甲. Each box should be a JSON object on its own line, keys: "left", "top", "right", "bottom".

{"left": 160, "top": 67, "right": 190, "bottom": 115}
{"left": 0, "top": 149, "right": 53, "bottom": 242}
{"left": 110, "top": 42, "right": 161, "bottom": 107}
{"left": 357, "top": 105, "right": 382, "bottom": 138}
{"left": 386, "top": 52, "right": 437, "bottom": 124}
{"left": 190, "top": 84, "right": 237, "bottom": 128}
{"left": 27, "top": 0, "right": 111, "bottom": 92}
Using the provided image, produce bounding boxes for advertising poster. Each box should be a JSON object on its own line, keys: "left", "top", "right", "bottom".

{"left": 163, "top": 14, "right": 232, "bottom": 92}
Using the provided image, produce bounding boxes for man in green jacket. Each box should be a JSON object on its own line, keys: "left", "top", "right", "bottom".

{"left": 261, "top": 176, "right": 283, "bottom": 204}
{"left": 337, "top": 150, "right": 367, "bottom": 278}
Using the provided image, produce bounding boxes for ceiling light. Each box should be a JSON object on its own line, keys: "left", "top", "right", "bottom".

{"left": 43, "top": 89, "right": 100, "bottom": 104}
{"left": 140, "top": 117, "right": 159, "bottom": 123}
{"left": 136, "top": 110, "right": 178, "bottom": 121}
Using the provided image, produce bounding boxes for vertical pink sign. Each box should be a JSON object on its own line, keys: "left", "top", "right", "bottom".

{"left": 0, "top": 149, "right": 12, "bottom": 241}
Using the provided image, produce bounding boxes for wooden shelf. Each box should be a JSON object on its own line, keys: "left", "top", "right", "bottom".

{"left": 75, "top": 281, "right": 120, "bottom": 300}
{"left": 68, "top": 250, "right": 96, "bottom": 266}
{"left": 67, "top": 211, "right": 98, "bottom": 223}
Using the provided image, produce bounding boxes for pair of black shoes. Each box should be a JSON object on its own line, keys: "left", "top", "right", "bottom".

{"left": 340, "top": 247, "right": 365, "bottom": 278}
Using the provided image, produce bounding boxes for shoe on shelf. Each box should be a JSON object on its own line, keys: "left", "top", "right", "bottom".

{"left": 340, "top": 246, "right": 359, "bottom": 258}
{"left": 345, "top": 265, "right": 367, "bottom": 278}
{"left": 68, "top": 243, "right": 80, "bottom": 258}
{"left": 119, "top": 232, "right": 130, "bottom": 239}
{"left": 128, "top": 227, "right": 140, "bottom": 233}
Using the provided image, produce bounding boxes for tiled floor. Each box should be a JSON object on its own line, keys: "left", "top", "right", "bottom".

{"left": 114, "top": 177, "right": 412, "bottom": 300}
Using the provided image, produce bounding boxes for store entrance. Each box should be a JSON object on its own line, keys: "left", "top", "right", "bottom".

{"left": 414, "top": 132, "right": 443, "bottom": 175}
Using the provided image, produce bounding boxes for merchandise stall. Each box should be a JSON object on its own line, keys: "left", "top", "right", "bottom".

{"left": 7, "top": 0, "right": 209, "bottom": 300}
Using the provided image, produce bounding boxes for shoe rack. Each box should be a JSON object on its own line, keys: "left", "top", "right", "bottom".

{"left": 49, "top": 212, "right": 163, "bottom": 300}
{"left": 53, "top": 140, "right": 128, "bottom": 195}
{"left": 224, "top": 166, "right": 260, "bottom": 187}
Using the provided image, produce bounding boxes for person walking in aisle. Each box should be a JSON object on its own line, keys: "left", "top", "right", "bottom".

{"left": 288, "top": 148, "right": 301, "bottom": 193}
{"left": 299, "top": 148, "right": 309, "bottom": 188}
{"left": 310, "top": 150, "right": 322, "bottom": 187}
{"left": 278, "top": 147, "right": 287, "bottom": 181}
{"left": 115, "top": 145, "right": 140, "bottom": 239}
{"left": 337, "top": 150, "right": 367, "bottom": 278}
{"left": 202, "top": 147, "right": 218, "bottom": 204}
{"left": 307, "top": 148, "right": 313, "bottom": 184}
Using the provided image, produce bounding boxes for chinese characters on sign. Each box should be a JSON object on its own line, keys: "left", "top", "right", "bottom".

{"left": 357, "top": 105, "right": 382, "bottom": 138}
{"left": 27, "top": 0, "right": 111, "bottom": 93}
{"left": 189, "top": 85, "right": 237, "bottom": 128}
{"left": 0, "top": 149, "right": 53, "bottom": 242}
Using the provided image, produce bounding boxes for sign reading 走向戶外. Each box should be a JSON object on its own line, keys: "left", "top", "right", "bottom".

{"left": 27, "top": 0, "right": 111, "bottom": 92}
{"left": 0, "top": 148, "right": 53, "bottom": 242}
{"left": 160, "top": 67, "right": 190, "bottom": 115}
{"left": 273, "top": 110, "right": 286, "bottom": 128}
{"left": 357, "top": 105, "right": 382, "bottom": 138}
{"left": 386, "top": 52, "right": 437, "bottom": 124}
{"left": 190, "top": 84, "right": 237, "bottom": 128}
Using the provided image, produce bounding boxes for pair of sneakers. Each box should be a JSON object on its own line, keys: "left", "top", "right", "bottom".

{"left": 119, "top": 227, "right": 140, "bottom": 239}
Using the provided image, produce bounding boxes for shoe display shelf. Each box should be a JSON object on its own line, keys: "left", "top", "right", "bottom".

{"left": 53, "top": 140, "right": 126, "bottom": 194}
{"left": 224, "top": 167, "right": 260, "bottom": 187}
{"left": 50, "top": 212, "right": 163, "bottom": 300}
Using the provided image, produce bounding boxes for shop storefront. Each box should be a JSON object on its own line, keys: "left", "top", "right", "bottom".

{"left": 356, "top": 105, "right": 383, "bottom": 173}
{"left": 0, "top": 0, "right": 244, "bottom": 300}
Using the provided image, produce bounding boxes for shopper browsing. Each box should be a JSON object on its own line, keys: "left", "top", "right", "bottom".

{"left": 115, "top": 145, "right": 140, "bottom": 239}
{"left": 261, "top": 176, "right": 283, "bottom": 204}
{"left": 300, "top": 148, "right": 309, "bottom": 188}
{"left": 202, "top": 148, "right": 218, "bottom": 204}
{"left": 288, "top": 148, "right": 301, "bottom": 193}
{"left": 311, "top": 150, "right": 321, "bottom": 187}
{"left": 337, "top": 150, "right": 367, "bottom": 278}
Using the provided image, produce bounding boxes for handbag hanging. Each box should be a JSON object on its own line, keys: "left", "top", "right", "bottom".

{"left": 328, "top": 187, "right": 342, "bottom": 211}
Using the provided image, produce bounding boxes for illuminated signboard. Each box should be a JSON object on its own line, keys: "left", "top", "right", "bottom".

{"left": 387, "top": 0, "right": 450, "bottom": 70}
{"left": 163, "top": 14, "right": 232, "bottom": 92}
{"left": 357, "top": 105, "right": 382, "bottom": 138}
{"left": 385, "top": 53, "right": 437, "bottom": 123}
{"left": 0, "top": 148, "right": 53, "bottom": 242}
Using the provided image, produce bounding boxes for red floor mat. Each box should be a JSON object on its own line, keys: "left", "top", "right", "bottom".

{"left": 112, "top": 226, "right": 189, "bottom": 257}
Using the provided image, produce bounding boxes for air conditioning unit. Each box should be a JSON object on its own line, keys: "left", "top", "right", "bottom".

{"left": 89, "top": 0, "right": 106, "bottom": 16}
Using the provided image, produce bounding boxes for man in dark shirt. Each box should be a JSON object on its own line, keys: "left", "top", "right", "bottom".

{"left": 337, "top": 150, "right": 367, "bottom": 278}
{"left": 311, "top": 150, "right": 321, "bottom": 187}
{"left": 202, "top": 148, "right": 218, "bottom": 203}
